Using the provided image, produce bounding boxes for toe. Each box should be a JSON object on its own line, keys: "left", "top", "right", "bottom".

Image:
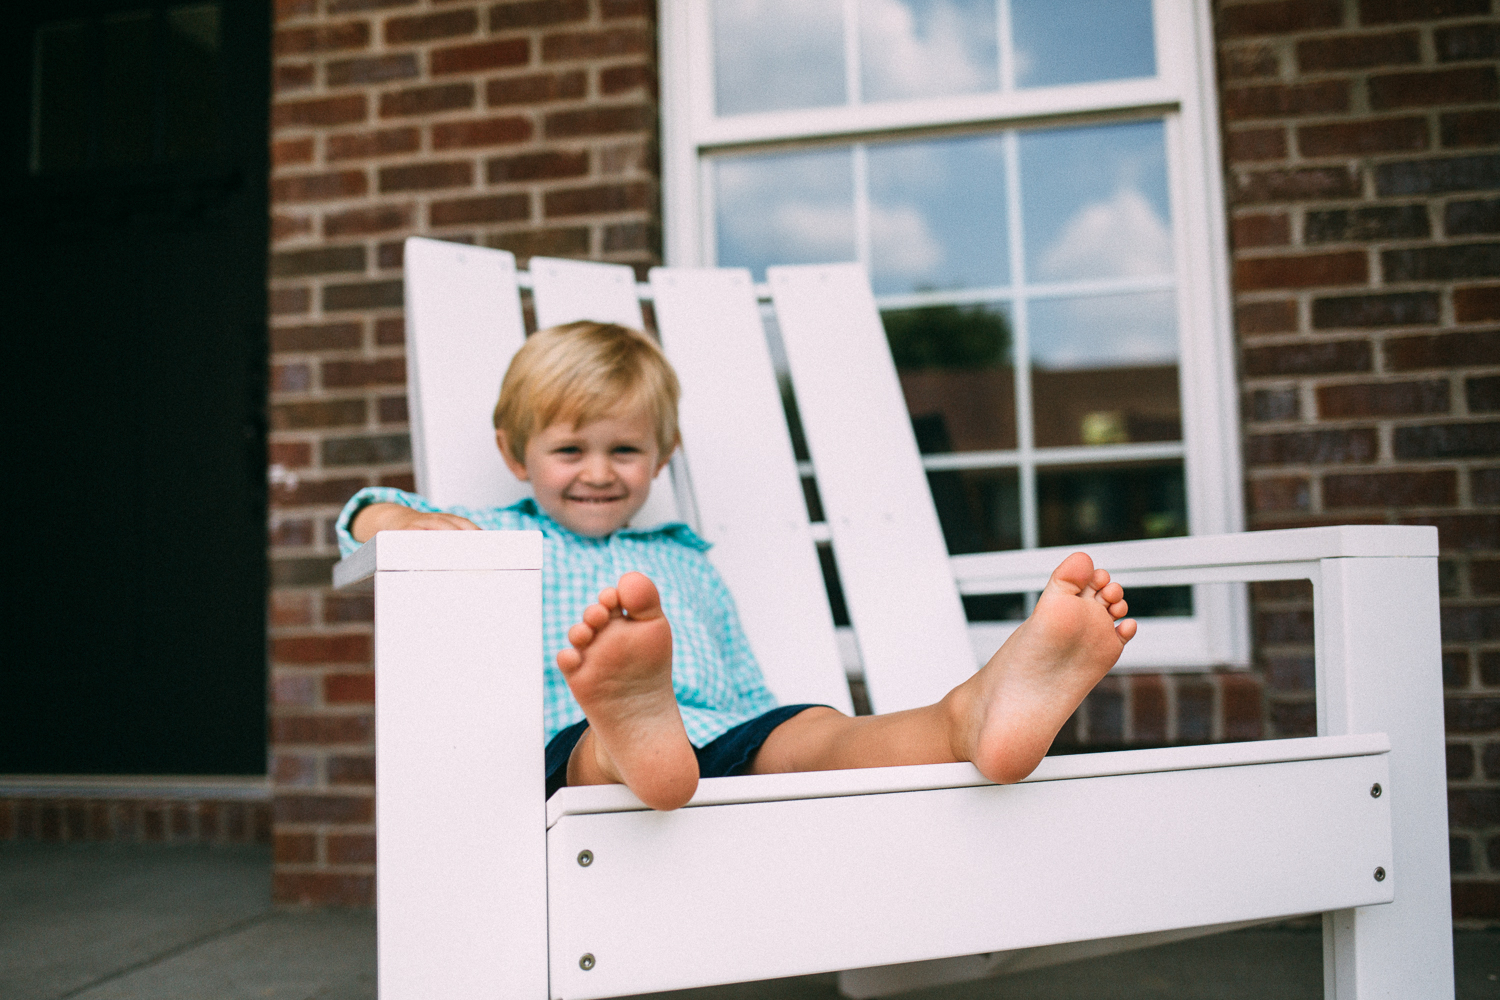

{"left": 1116, "top": 618, "right": 1138, "bottom": 642}
{"left": 597, "top": 587, "right": 620, "bottom": 611}
{"left": 1048, "top": 552, "right": 1097, "bottom": 595}
{"left": 582, "top": 603, "right": 611, "bottom": 629}
{"left": 1108, "top": 598, "right": 1128, "bottom": 619}
{"left": 557, "top": 648, "right": 582, "bottom": 672}
{"left": 1099, "top": 581, "right": 1124, "bottom": 606}
{"left": 568, "top": 622, "right": 596, "bottom": 648}
{"left": 616, "top": 572, "right": 665, "bottom": 620}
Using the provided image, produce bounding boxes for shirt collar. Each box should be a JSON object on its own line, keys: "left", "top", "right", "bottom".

{"left": 505, "top": 497, "right": 711, "bottom": 552}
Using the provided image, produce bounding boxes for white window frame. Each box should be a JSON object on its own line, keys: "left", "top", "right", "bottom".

{"left": 659, "top": 0, "right": 1248, "bottom": 670}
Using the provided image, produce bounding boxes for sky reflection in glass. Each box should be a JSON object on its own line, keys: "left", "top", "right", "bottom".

{"left": 859, "top": 0, "right": 998, "bottom": 102}
{"left": 868, "top": 135, "right": 1007, "bottom": 294}
{"left": 1011, "top": 0, "right": 1155, "bottom": 88}
{"left": 1029, "top": 291, "right": 1178, "bottom": 370}
{"left": 713, "top": 0, "right": 1156, "bottom": 117}
{"left": 713, "top": 0, "right": 845, "bottom": 115}
{"left": 714, "top": 147, "right": 855, "bottom": 280}
{"left": 1020, "top": 120, "right": 1171, "bottom": 283}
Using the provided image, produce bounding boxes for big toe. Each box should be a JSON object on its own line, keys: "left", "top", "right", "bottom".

{"left": 1048, "top": 552, "right": 1098, "bottom": 595}
{"left": 616, "top": 572, "right": 664, "bottom": 620}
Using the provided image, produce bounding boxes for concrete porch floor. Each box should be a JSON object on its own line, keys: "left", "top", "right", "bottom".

{"left": 2, "top": 843, "right": 1494, "bottom": 1000}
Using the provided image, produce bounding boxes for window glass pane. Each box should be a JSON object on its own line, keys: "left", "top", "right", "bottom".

{"left": 714, "top": 147, "right": 855, "bottom": 279}
{"left": 928, "top": 467, "right": 1021, "bottom": 554}
{"left": 886, "top": 303, "right": 1015, "bottom": 453}
{"left": 1029, "top": 291, "right": 1181, "bottom": 448}
{"left": 867, "top": 134, "right": 1008, "bottom": 295}
{"left": 1036, "top": 461, "right": 1186, "bottom": 547}
{"left": 1019, "top": 120, "right": 1171, "bottom": 284}
{"left": 33, "top": 21, "right": 93, "bottom": 173}
{"left": 713, "top": 0, "right": 846, "bottom": 115}
{"left": 1011, "top": 0, "right": 1155, "bottom": 89}
{"left": 164, "top": 3, "right": 222, "bottom": 161}
{"left": 963, "top": 592, "right": 1026, "bottom": 622}
{"left": 1128, "top": 586, "right": 1194, "bottom": 618}
{"left": 97, "top": 12, "right": 155, "bottom": 168}
{"left": 859, "top": 0, "right": 998, "bottom": 103}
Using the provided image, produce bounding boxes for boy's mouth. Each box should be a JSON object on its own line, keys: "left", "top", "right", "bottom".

{"left": 565, "top": 494, "right": 626, "bottom": 505}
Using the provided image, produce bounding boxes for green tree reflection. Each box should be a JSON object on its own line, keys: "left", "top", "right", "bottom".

{"left": 882, "top": 304, "right": 1011, "bottom": 370}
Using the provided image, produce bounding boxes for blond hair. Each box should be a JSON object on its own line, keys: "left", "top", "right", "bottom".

{"left": 493, "top": 320, "right": 681, "bottom": 465}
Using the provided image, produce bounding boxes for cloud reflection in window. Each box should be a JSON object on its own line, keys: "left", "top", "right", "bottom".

{"left": 1021, "top": 120, "right": 1171, "bottom": 284}
{"left": 859, "top": 0, "right": 998, "bottom": 102}
{"left": 714, "top": 147, "right": 855, "bottom": 279}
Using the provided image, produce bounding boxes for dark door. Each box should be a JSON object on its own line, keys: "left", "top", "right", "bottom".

{"left": 0, "top": 1, "right": 269, "bottom": 774}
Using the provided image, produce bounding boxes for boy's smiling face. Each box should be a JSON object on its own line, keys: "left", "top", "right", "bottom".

{"left": 499, "top": 403, "right": 669, "bottom": 537}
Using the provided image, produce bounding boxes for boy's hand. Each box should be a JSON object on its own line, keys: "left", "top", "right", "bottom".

{"left": 350, "top": 503, "right": 480, "bottom": 542}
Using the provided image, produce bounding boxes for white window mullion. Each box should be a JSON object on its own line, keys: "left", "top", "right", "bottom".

{"left": 692, "top": 79, "right": 1181, "bottom": 150}
{"left": 842, "top": 0, "right": 861, "bottom": 106}
{"left": 852, "top": 143, "right": 871, "bottom": 272}
{"left": 1003, "top": 129, "right": 1037, "bottom": 551}
{"left": 697, "top": 155, "right": 718, "bottom": 267}
{"left": 997, "top": 0, "right": 1015, "bottom": 93}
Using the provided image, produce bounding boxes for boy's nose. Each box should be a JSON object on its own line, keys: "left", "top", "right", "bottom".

{"left": 580, "top": 456, "right": 615, "bottom": 483}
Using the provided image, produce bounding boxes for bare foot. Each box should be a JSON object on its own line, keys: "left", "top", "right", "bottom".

{"left": 947, "top": 552, "right": 1135, "bottom": 784}
{"left": 556, "top": 572, "right": 699, "bottom": 810}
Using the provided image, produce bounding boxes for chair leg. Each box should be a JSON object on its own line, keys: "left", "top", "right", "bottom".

{"left": 1316, "top": 557, "right": 1454, "bottom": 999}
{"left": 375, "top": 568, "right": 549, "bottom": 1000}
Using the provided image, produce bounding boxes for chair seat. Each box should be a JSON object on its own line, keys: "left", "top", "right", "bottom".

{"left": 545, "top": 732, "right": 1388, "bottom": 826}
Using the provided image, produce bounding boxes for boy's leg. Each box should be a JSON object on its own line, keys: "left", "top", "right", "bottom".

{"left": 556, "top": 572, "right": 699, "bottom": 810}
{"left": 750, "top": 551, "right": 1134, "bottom": 784}
{"left": 560, "top": 552, "right": 1134, "bottom": 805}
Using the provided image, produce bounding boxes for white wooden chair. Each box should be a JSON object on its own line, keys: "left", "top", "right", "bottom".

{"left": 333, "top": 237, "right": 1454, "bottom": 999}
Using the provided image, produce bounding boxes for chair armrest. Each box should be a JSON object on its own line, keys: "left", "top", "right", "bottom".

{"left": 951, "top": 524, "right": 1436, "bottom": 595}
{"left": 332, "top": 529, "right": 543, "bottom": 590}
{"left": 356, "top": 527, "right": 550, "bottom": 997}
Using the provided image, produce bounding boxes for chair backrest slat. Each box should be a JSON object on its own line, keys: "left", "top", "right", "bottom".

{"left": 530, "top": 256, "right": 645, "bottom": 330}
{"left": 404, "top": 238, "right": 529, "bottom": 510}
{"left": 769, "top": 263, "right": 976, "bottom": 713}
{"left": 650, "top": 267, "right": 853, "bottom": 713}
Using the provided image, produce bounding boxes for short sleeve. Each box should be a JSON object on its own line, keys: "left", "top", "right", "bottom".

{"left": 335, "top": 487, "right": 445, "bottom": 557}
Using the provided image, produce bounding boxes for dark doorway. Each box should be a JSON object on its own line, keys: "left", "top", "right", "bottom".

{"left": 0, "top": 1, "right": 269, "bottom": 774}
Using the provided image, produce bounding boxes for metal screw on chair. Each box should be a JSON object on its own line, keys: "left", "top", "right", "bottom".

{"left": 1374, "top": 867, "right": 1386, "bottom": 882}
{"left": 580, "top": 953, "right": 596, "bottom": 971}
{"left": 1370, "top": 783, "right": 1382, "bottom": 798}
{"left": 577, "top": 850, "right": 593, "bottom": 867}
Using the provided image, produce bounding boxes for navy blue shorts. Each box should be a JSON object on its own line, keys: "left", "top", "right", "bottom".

{"left": 544, "top": 704, "right": 830, "bottom": 799}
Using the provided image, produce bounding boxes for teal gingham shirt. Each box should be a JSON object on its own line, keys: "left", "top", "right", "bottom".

{"left": 336, "top": 488, "right": 780, "bottom": 747}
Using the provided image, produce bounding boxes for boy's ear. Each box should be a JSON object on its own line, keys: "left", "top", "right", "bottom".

{"left": 653, "top": 434, "right": 680, "bottom": 476}
{"left": 496, "top": 430, "right": 530, "bottom": 482}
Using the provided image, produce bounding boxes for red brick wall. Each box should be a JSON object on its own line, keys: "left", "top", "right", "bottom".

{"left": 264, "top": 0, "right": 1498, "bottom": 914}
{"left": 1217, "top": 0, "right": 1500, "bottom": 917}
{"left": 0, "top": 797, "right": 270, "bottom": 845}
{"left": 267, "top": 0, "right": 657, "bottom": 906}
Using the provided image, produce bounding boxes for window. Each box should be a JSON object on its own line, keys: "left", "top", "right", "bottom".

{"left": 661, "top": 0, "right": 1246, "bottom": 668}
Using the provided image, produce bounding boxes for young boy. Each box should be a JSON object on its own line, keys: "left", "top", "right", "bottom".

{"left": 339, "top": 321, "right": 1136, "bottom": 811}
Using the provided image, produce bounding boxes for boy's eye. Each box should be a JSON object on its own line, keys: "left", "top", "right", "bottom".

{"left": 554, "top": 446, "right": 582, "bottom": 456}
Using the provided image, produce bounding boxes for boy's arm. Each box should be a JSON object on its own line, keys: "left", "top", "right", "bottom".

{"left": 350, "top": 503, "right": 479, "bottom": 542}
{"left": 335, "top": 487, "right": 480, "bottom": 557}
